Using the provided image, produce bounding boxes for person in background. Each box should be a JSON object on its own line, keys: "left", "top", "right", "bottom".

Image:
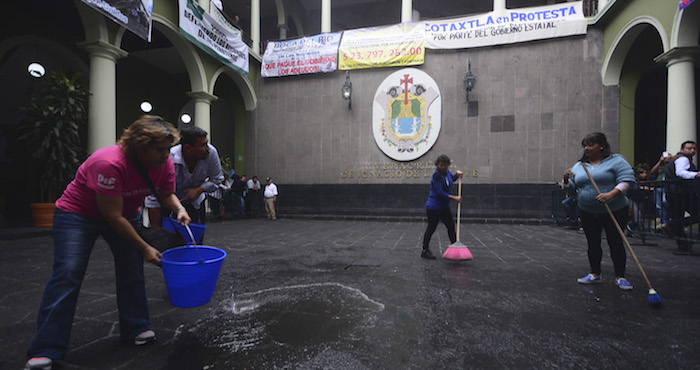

{"left": 145, "top": 126, "right": 223, "bottom": 226}
{"left": 628, "top": 165, "right": 652, "bottom": 233}
{"left": 231, "top": 174, "right": 248, "bottom": 216}
{"left": 557, "top": 176, "right": 580, "bottom": 229}
{"left": 665, "top": 140, "right": 700, "bottom": 254}
{"left": 421, "top": 154, "right": 463, "bottom": 260}
{"left": 264, "top": 177, "right": 278, "bottom": 221}
{"left": 24, "top": 116, "right": 190, "bottom": 370}
{"left": 563, "top": 132, "right": 636, "bottom": 290}
{"left": 246, "top": 175, "right": 261, "bottom": 216}
{"left": 650, "top": 151, "right": 679, "bottom": 234}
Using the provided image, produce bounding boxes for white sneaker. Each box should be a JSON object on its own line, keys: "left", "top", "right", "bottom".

{"left": 24, "top": 357, "right": 52, "bottom": 370}
{"left": 134, "top": 330, "right": 156, "bottom": 346}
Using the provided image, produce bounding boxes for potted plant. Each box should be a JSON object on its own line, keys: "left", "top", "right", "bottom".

{"left": 17, "top": 70, "right": 90, "bottom": 226}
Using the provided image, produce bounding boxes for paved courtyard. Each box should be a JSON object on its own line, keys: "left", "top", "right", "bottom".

{"left": 2, "top": 218, "right": 700, "bottom": 369}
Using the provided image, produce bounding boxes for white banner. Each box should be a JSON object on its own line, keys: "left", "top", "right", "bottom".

{"left": 262, "top": 33, "right": 341, "bottom": 77}
{"left": 210, "top": 6, "right": 241, "bottom": 40}
{"left": 81, "top": 0, "right": 153, "bottom": 42}
{"left": 179, "top": 0, "right": 249, "bottom": 75}
{"left": 424, "top": 2, "right": 587, "bottom": 50}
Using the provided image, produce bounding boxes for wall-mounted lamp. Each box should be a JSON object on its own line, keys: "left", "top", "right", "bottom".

{"left": 341, "top": 71, "right": 352, "bottom": 110}
{"left": 463, "top": 59, "right": 476, "bottom": 104}
{"left": 27, "top": 62, "right": 45, "bottom": 78}
{"left": 180, "top": 113, "right": 192, "bottom": 124}
{"left": 140, "top": 101, "right": 153, "bottom": 113}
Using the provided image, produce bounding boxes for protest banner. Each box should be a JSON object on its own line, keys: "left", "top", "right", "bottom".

{"left": 179, "top": 0, "right": 249, "bottom": 75}
{"left": 262, "top": 33, "right": 341, "bottom": 77}
{"left": 210, "top": 6, "right": 241, "bottom": 40}
{"left": 339, "top": 23, "right": 425, "bottom": 70}
{"left": 81, "top": 0, "right": 153, "bottom": 42}
{"left": 424, "top": 1, "right": 587, "bottom": 50}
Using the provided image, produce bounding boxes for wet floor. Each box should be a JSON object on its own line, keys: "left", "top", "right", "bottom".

{"left": 3, "top": 219, "right": 700, "bottom": 369}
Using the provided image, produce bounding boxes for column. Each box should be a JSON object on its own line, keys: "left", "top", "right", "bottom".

{"left": 598, "top": 0, "right": 610, "bottom": 12}
{"left": 655, "top": 47, "right": 699, "bottom": 154}
{"left": 401, "top": 0, "right": 412, "bottom": 23}
{"left": 278, "top": 23, "right": 288, "bottom": 39}
{"left": 186, "top": 91, "right": 218, "bottom": 141}
{"left": 493, "top": 0, "right": 505, "bottom": 13}
{"left": 321, "top": 0, "right": 331, "bottom": 33}
{"left": 251, "top": 0, "right": 260, "bottom": 54}
{"left": 80, "top": 41, "right": 128, "bottom": 153}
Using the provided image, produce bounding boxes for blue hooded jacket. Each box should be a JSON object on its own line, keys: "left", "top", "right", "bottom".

{"left": 426, "top": 170, "right": 457, "bottom": 210}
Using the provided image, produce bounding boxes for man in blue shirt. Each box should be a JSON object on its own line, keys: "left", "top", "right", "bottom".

{"left": 146, "top": 126, "right": 224, "bottom": 226}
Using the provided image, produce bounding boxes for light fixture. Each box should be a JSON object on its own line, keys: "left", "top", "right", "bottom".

{"left": 180, "top": 113, "right": 192, "bottom": 124}
{"left": 463, "top": 59, "right": 476, "bottom": 104}
{"left": 27, "top": 62, "right": 45, "bottom": 78}
{"left": 341, "top": 71, "right": 352, "bottom": 110}
{"left": 140, "top": 101, "right": 153, "bottom": 113}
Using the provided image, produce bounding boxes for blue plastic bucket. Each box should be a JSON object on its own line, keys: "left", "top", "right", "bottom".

{"left": 162, "top": 217, "right": 206, "bottom": 244}
{"left": 161, "top": 246, "right": 227, "bottom": 308}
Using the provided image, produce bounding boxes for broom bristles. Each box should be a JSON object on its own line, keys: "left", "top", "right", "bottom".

{"left": 648, "top": 289, "right": 663, "bottom": 306}
{"left": 442, "top": 245, "right": 473, "bottom": 261}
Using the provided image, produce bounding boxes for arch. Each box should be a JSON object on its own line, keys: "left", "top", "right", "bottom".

{"left": 289, "top": 12, "right": 305, "bottom": 36}
{"left": 150, "top": 13, "right": 208, "bottom": 93}
{"left": 73, "top": 0, "right": 113, "bottom": 44}
{"left": 211, "top": 67, "right": 257, "bottom": 110}
{"left": 671, "top": 2, "right": 700, "bottom": 48}
{"left": 601, "top": 16, "right": 669, "bottom": 86}
{"left": 284, "top": 0, "right": 307, "bottom": 36}
{"left": 0, "top": 35, "right": 89, "bottom": 74}
{"left": 275, "top": 0, "right": 287, "bottom": 27}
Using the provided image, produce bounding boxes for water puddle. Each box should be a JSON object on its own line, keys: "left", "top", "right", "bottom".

{"left": 169, "top": 282, "right": 384, "bottom": 368}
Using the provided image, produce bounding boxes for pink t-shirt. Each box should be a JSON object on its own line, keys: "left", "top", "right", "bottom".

{"left": 56, "top": 145, "right": 175, "bottom": 220}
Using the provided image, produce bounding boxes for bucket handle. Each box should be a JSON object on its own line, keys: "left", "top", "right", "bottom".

{"left": 184, "top": 223, "right": 204, "bottom": 263}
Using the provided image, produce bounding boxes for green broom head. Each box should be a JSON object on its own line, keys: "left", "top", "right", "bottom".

{"left": 648, "top": 289, "right": 663, "bottom": 307}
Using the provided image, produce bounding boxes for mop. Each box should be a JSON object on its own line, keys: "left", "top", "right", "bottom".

{"left": 581, "top": 163, "right": 663, "bottom": 306}
{"left": 442, "top": 177, "right": 473, "bottom": 261}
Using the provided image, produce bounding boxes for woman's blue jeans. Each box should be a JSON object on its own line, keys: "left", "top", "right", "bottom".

{"left": 26, "top": 209, "right": 151, "bottom": 360}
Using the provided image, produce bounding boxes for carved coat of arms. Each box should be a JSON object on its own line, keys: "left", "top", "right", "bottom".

{"left": 373, "top": 68, "right": 441, "bottom": 161}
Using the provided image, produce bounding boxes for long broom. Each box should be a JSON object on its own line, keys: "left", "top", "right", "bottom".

{"left": 442, "top": 177, "right": 473, "bottom": 261}
{"left": 581, "top": 163, "right": 663, "bottom": 306}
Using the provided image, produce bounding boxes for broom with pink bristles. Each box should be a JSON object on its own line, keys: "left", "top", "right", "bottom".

{"left": 442, "top": 177, "right": 473, "bottom": 261}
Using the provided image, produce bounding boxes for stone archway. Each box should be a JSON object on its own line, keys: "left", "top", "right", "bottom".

{"left": 602, "top": 18, "right": 666, "bottom": 164}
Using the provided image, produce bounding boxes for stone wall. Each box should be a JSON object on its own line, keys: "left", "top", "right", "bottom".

{"left": 245, "top": 28, "right": 618, "bottom": 219}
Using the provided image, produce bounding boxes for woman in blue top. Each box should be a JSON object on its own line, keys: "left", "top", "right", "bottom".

{"left": 563, "top": 132, "right": 636, "bottom": 290}
{"left": 422, "top": 154, "right": 463, "bottom": 259}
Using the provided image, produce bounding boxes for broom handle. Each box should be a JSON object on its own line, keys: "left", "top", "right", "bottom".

{"left": 580, "top": 163, "right": 654, "bottom": 290}
{"left": 456, "top": 177, "right": 462, "bottom": 242}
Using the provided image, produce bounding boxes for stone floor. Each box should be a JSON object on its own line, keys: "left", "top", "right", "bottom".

{"left": 2, "top": 218, "right": 700, "bottom": 369}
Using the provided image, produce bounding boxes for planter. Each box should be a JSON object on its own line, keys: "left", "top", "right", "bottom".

{"left": 30, "top": 202, "right": 56, "bottom": 227}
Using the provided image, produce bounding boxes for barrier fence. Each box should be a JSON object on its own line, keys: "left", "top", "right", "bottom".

{"left": 551, "top": 179, "right": 700, "bottom": 251}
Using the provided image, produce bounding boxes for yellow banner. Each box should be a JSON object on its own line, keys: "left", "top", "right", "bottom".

{"left": 339, "top": 23, "right": 425, "bottom": 70}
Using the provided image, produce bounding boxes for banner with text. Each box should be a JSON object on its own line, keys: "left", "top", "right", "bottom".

{"left": 262, "top": 33, "right": 341, "bottom": 77}
{"left": 210, "top": 5, "right": 241, "bottom": 40}
{"left": 179, "top": 0, "right": 249, "bottom": 75}
{"left": 424, "top": 2, "right": 587, "bottom": 50}
{"left": 81, "top": 0, "right": 153, "bottom": 42}
{"left": 339, "top": 23, "right": 425, "bottom": 70}
{"left": 680, "top": 0, "right": 695, "bottom": 10}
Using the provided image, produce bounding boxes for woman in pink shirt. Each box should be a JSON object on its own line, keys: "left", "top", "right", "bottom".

{"left": 25, "top": 116, "right": 190, "bottom": 370}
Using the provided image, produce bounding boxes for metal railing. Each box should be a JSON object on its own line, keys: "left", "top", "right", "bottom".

{"left": 628, "top": 179, "right": 700, "bottom": 247}
{"left": 551, "top": 179, "right": 700, "bottom": 249}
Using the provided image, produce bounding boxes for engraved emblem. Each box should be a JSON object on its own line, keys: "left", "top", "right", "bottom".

{"left": 373, "top": 68, "right": 441, "bottom": 161}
